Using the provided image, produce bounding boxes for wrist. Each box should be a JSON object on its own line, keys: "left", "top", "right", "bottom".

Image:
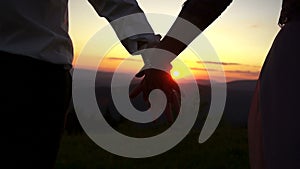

{"left": 157, "top": 36, "right": 187, "bottom": 56}
{"left": 141, "top": 48, "right": 174, "bottom": 73}
{"left": 109, "top": 13, "right": 155, "bottom": 41}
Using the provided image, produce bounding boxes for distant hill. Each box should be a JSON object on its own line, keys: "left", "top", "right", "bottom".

{"left": 227, "top": 80, "right": 257, "bottom": 91}
{"left": 222, "top": 80, "right": 257, "bottom": 127}
{"left": 193, "top": 79, "right": 257, "bottom": 128}
{"left": 68, "top": 69, "right": 258, "bottom": 133}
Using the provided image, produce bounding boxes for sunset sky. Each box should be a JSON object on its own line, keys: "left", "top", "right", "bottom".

{"left": 69, "top": 0, "right": 283, "bottom": 82}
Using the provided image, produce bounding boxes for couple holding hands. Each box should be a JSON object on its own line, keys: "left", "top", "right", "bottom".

{"left": 1, "top": 0, "right": 299, "bottom": 169}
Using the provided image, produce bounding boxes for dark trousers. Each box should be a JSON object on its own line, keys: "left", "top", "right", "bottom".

{"left": 1, "top": 51, "right": 72, "bottom": 169}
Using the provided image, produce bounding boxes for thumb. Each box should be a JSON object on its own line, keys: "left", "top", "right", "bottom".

{"left": 135, "top": 69, "right": 145, "bottom": 78}
{"left": 121, "top": 39, "right": 138, "bottom": 54}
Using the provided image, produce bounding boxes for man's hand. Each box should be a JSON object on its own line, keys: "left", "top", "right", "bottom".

{"left": 129, "top": 68, "right": 180, "bottom": 123}
{"left": 121, "top": 34, "right": 161, "bottom": 54}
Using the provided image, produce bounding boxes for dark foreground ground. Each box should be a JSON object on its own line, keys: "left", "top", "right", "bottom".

{"left": 55, "top": 124, "right": 250, "bottom": 169}
{"left": 55, "top": 78, "right": 254, "bottom": 169}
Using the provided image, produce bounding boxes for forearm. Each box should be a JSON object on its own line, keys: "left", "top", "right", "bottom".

{"left": 88, "top": 0, "right": 158, "bottom": 54}
{"left": 88, "top": 0, "right": 143, "bottom": 21}
{"left": 158, "top": 0, "right": 233, "bottom": 56}
{"left": 140, "top": 0, "right": 233, "bottom": 73}
{"left": 88, "top": 0, "right": 154, "bottom": 36}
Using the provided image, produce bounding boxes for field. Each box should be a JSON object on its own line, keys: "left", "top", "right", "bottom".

{"left": 55, "top": 124, "right": 250, "bottom": 169}
{"left": 56, "top": 78, "right": 255, "bottom": 169}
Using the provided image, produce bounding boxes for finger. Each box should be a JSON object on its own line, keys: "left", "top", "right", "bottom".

{"left": 171, "top": 90, "right": 181, "bottom": 114}
{"left": 168, "top": 79, "right": 183, "bottom": 98}
{"left": 142, "top": 87, "right": 151, "bottom": 107}
{"left": 129, "top": 82, "right": 144, "bottom": 99}
{"left": 121, "top": 39, "right": 138, "bottom": 55}
{"left": 170, "top": 79, "right": 180, "bottom": 94}
{"left": 165, "top": 102, "right": 174, "bottom": 123}
{"left": 163, "top": 86, "right": 180, "bottom": 116}
{"left": 135, "top": 69, "right": 145, "bottom": 78}
{"left": 137, "top": 41, "right": 148, "bottom": 50}
{"left": 155, "top": 34, "right": 162, "bottom": 41}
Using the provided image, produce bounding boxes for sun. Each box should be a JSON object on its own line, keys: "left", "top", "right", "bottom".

{"left": 171, "top": 70, "right": 180, "bottom": 79}
{"left": 170, "top": 60, "right": 199, "bottom": 80}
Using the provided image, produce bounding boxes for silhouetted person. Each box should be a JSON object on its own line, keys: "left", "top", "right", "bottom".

{"left": 248, "top": 1, "right": 300, "bottom": 169}
{"left": 0, "top": 1, "right": 159, "bottom": 169}
{"left": 130, "top": 0, "right": 233, "bottom": 123}
{"left": 130, "top": 0, "right": 300, "bottom": 169}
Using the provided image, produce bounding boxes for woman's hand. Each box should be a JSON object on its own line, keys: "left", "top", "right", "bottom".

{"left": 129, "top": 68, "right": 180, "bottom": 123}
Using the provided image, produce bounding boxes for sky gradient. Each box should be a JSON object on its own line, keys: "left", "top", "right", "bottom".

{"left": 69, "top": 0, "right": 283, "bottom": 82}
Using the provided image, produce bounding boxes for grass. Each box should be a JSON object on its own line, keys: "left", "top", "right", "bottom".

{"left": 55, "top": 123, "right": 250, "bottom": 169}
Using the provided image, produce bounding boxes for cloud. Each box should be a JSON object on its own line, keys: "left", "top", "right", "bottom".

{"left": 107, "top": 57, "right": 141, "bottom": 62}
{"left": 197, "top": 61, "right": 260, "bottom": 68}
{"left": 197, "top": 61, "right": 241, "bottom": 66}
{"left": 226, "top": 70, "right": 259, "bottom": 76}
{"left": 191, "top": 67, "right": 220, "bottom": 72}
{"left": 107, "top": 58, "right": 260, "bottom": 76}
{"left": 249, "top": 24, "right": 259, "bottom": 29}
{"left": 191, "top": 67, "right": 259, "bottom": 76}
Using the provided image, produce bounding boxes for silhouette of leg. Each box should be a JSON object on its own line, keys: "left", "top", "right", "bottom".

{"left": 1, "top": 52, "right": 72, "bottom": 169}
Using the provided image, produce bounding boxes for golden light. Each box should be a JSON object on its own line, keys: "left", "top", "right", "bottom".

{"left": 171, "top": 70, "right": 180, "bottom": 79}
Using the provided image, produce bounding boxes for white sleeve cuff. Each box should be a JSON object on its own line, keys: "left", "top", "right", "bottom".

{"left": 109, "top": 13, "right": 155, "bottom": 40}
{"left": 140, "top": 48, "right": 175, "bottom": 73}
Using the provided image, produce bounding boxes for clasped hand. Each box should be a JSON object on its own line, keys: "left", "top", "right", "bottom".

{"left": 129, "top": 68, "right": 181, "bottom": 123}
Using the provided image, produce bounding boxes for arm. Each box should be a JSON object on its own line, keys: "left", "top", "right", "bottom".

{"left": 130, "top": 0, "right": 233, "bottom": 114}
{"left": 88, "top": 0, "right": 143, "bottom": 22}
{"left": 141, "top": 0, "right": 233, "bottom": 72}
{"left": 88, "top": 0, "right": 160, "bottom": 54}
{"left": 161, "top": 0, "right": 233, "bottom": 54}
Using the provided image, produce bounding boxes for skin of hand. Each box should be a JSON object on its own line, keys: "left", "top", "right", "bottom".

{"left": 129, "top": 68, "right": 181, "bottom": 123}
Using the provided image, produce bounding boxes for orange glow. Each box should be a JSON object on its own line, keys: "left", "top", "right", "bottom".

{"left": 69, "top": 0, "right": 282, "bottom": 82}
{"left": 73, "top": 40, "right": 261, "bottom": 83}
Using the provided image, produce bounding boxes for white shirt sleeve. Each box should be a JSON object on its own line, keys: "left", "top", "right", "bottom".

{"left": 88, "top": 0, "right": 143, "bottom": 21}
{"left": 87, "top": 0, "right": 155, "bottom": 40}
